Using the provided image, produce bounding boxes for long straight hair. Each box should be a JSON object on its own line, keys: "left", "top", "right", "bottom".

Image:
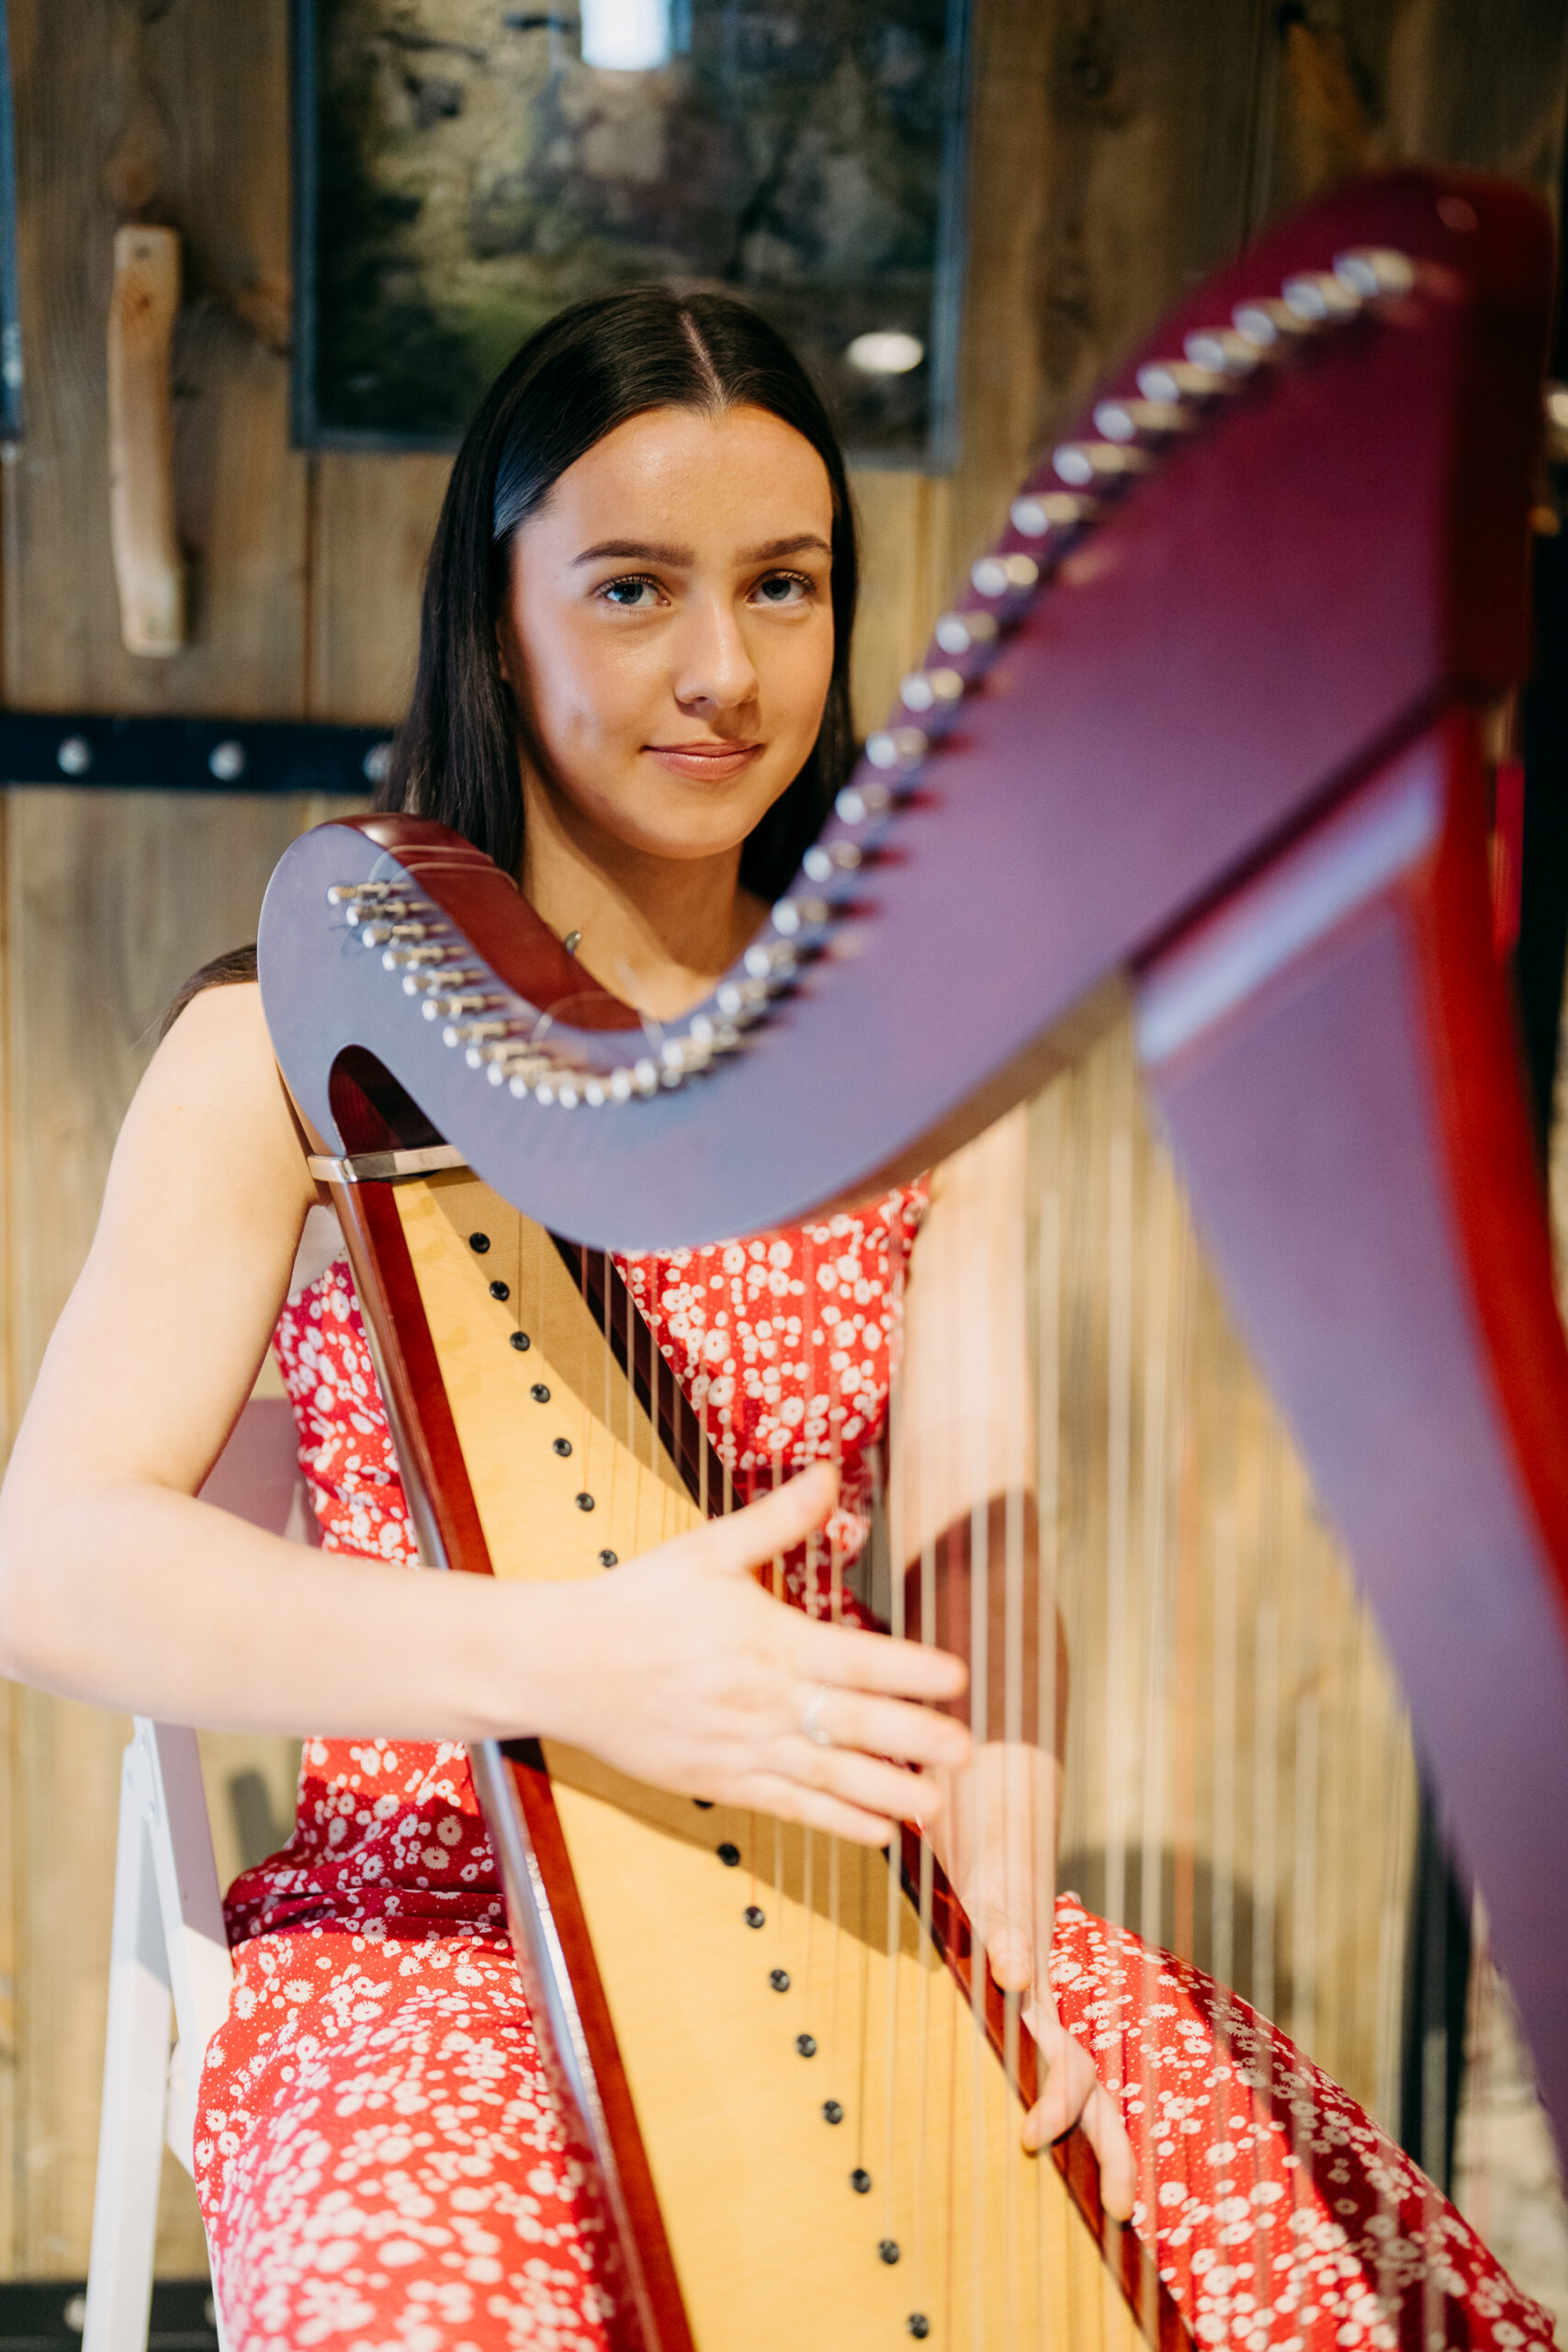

{"left": 378, "top": 286, "right": 860, "bottom": 900}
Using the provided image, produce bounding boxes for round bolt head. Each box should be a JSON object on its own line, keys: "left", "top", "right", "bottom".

{"left": 57, "top": 735, "right": 92, "bottom": 775}
{"left": 207, "top": 739, "right": 246, "bottom": 782}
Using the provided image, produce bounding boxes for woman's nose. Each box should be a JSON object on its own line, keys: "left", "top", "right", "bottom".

{"left": 673, "top": 597, "right": 759, "bottom": 716}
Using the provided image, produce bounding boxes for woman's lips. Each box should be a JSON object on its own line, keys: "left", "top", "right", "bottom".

{"left": 644, "top": 741, "right": 763, "bottom": 782}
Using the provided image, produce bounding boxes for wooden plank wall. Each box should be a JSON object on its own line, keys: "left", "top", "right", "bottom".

{"left": 0, "top": 0, "right": 1561, "bottom": 2283}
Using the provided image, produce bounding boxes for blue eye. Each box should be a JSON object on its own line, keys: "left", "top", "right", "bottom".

{"left": 755, "top": 571, "right": 811, "bottom": 605}
{"left": 602, "top": 576, "right": 660, "bottom": 608}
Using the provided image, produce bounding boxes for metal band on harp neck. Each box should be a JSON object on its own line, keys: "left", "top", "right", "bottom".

{"left": 308, "top": 1142, "right": 468, "bottom": 1185}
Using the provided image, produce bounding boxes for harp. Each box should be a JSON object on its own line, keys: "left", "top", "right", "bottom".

{"left": 257, "top": 169, "right": 1562, "bottom": 2349}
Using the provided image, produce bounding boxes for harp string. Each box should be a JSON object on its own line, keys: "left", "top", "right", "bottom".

{"left": 1033, "top": 1125, "right": 1065, "bottom": 2349}
{"left": 968, "top": 1167, "right": 990, "bottom": 2351}
{"left": 476, "top": 990, "right": 1430, "bottom": 2341}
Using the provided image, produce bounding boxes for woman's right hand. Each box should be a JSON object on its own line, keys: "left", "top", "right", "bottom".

{"left": 538, "top": 1461, "right": 972, "bottom": 1845}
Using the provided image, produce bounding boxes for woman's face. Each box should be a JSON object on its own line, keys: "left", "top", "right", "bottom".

{"left": 500, "top": 402, "right": 837, "bottom": 872}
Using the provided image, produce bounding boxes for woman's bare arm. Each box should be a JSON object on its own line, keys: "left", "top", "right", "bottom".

{"left": 0, "top": 981, "right": 968, "bottom": 1843}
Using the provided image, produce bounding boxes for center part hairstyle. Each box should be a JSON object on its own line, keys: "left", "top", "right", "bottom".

{"left": 378, "top": 285, "right": 861, "bottom": 902}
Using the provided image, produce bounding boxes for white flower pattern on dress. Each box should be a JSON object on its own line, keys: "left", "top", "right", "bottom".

{"left": 195, "top": 1193, "right": 1551, "bottom": 2351}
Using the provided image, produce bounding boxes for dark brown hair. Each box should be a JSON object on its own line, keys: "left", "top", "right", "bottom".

{"left": 378, "top": 283, "right": 859, "bottom": 900}
{"left": 165, "top": 288, "right": 856, "bottom": 1038}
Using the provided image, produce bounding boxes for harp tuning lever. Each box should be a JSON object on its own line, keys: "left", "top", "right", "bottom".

{"left": 1053, "top": 438, "right": 1154, "bottom": 487}
{"left": 802, "top": 841, "right": 861, "bottom": 882}
{"left": 899, "top": 666, "right": 964, "bottom": 713}
{"left": 970, "top": 551, "right": 1039, "bottom": 598}
{"left": 835, "top": 780, "right": 891, "bottom": 824}
{"left": 933, "top": 607, "right": 998, "bottom": 655}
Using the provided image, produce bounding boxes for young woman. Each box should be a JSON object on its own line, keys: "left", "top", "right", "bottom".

{"left": 0, "top": 290, "right": 1547, "bottom": 2351}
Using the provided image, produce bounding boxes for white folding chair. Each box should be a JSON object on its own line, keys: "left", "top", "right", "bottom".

{"left": 84, "top": 1396, "right": 309, "bottom": 2352}
{"left": 83, "top": 1717, "right": 233, "bottom": 2352}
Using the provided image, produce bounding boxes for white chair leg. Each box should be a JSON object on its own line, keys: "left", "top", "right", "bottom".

{"left": 139, "top": 1722, "right": 235, "bottom": 2350}
{"left": 83, "top": 1737, "right": 174, "bottom": 2352}
{"left": 137, "top": 1722, "right": 233, "bottom": 2170}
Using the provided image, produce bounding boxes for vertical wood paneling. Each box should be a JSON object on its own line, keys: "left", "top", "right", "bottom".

{"left": 847, "top": 471, "right": 936, "bottom": 732}
{"left": 310, "top": 452, "right": 451, "bottom": 722}
{"left": 3, "top": 790, "right": 310, "bottom": 2275}
{"left": 2, "top": 0, "right": 305, "bottom": 716}
{"left": 0, "top": 0, "right": 312, "bottom": 2279}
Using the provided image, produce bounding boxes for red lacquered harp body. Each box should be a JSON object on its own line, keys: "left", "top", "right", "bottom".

{"left": 258, "top": 171, "right": 1561, "bottom": 2348}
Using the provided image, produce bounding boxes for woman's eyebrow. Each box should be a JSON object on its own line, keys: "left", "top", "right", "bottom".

{"left": 574, "top": 537, "right": 695, "bottom": 567}
{"left": 739, "top": 533, "right": 831, "bottom": 563}
{"left": 572, "top": 532, "right": 830, "bottom": 568}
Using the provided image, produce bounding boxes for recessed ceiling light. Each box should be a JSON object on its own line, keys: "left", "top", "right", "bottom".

{"left": 581, "top": 0, "right": 671, "bottom": 72}
{"left": 846, "top": 331, "right": 925, "bottom": 377}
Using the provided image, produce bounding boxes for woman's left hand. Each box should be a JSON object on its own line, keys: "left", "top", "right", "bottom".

{"left": 925, "top": 1741, "right": 1138, "bottom": 2222}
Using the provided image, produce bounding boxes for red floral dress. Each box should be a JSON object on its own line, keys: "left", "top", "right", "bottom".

{"left": 194, "top": 1187, "right": 1551, "bottom": 2352}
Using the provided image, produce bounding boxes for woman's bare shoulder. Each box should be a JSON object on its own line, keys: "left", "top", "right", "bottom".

{"left": 106, "top": 977, "right": 317, "bottom": 1239}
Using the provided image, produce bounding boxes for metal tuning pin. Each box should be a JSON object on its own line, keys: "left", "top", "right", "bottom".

{"left": 1010, "top": 490, "right": 1094, "bottom": 538}
{"left": 1052, "top": 437, "right": 1153, "bottom": 488}
{"left": 382, "top": 942, "right": 446, "bottom": 972}
{"left": 488, "top": 1051, "right": 547, "bottom": 1089}
{"left": 423, "top": 990, "right": 496, "bottom": 1021}
{"left": 360, "top": 916, "right": 437, "bottom": 949}
{"left": 741, "top": 949, "right": 791, "bottom": 991}
{"left": 835, "top": 779, "right": 892, "bottom": 824}
{"left": 1280, "top": 269, "right": 1362, "bottom": 325}
{"left": 932, "top": 608, "right": 998, "bottom": 656}
{"left": 326, "top": 879, "right": 395, "bottom": 908}
{"left": 770, "top": 896, "right": 830, "bottom": 938}
{"left": 344, "top": 898, "right": 414, "bottom": 928}
{"left": 443, "top": 1017, "right": 513, "bottom": 1050}
{"left": 1333, "top": 245, "right": 1416, "bottom": 299}
{"left": 1136, "top": 356, "right": 1228, "bottom": 403}
{"left": 1231, "top": 295, "right": 1314, "bottom": 348}
{"left": 410, "top": 967, "right": 482, "bottom": 1001}
{"left": 864, "top": 724, "right": 929, "bottom": 769}
{"left": 898, "top": 666, "right": 964, "bottom": 714}
{"left": 465, "top": 1030, "right": 533, "bottom": 1069}
{"left": 1092, "top": 395, "right": 1194, "bottom": 441}
{"left": 1183, "top": 325, "right": 1262, "bottom": 376}
{"left": 802, "top": 841, "right": 862, "bottom": 884}
{"left": 970, "top": 551, "right": 1039, "bottom": 598}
